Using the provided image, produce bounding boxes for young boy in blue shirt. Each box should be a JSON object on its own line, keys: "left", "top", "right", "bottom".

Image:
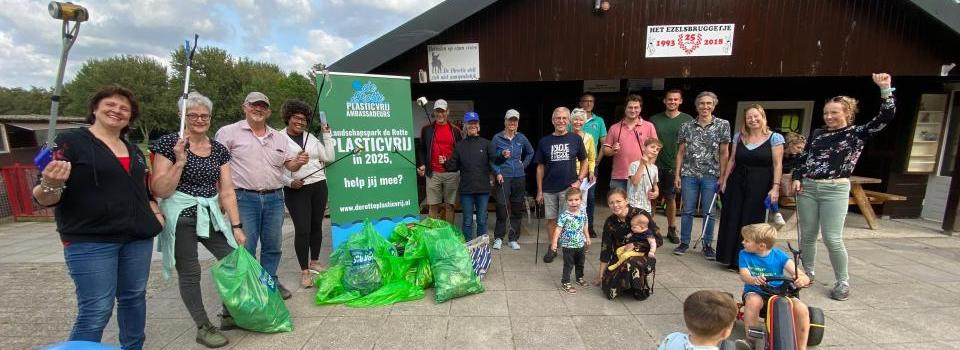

{"left": 738, "top": 223, "right": 811, "bottom": 350}
{"left": 658, "top": 290, "right": 738, "bottom": 350}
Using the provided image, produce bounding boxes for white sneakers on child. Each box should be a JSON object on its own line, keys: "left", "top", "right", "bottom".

{"left": 772, "top": 212, "right": 786, "bottom": 226}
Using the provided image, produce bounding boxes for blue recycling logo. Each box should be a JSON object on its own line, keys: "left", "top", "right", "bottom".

{"left": 349, "top": 80, "right": 386, "bottom": 104}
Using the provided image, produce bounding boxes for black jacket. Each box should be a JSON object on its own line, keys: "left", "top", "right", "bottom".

{"left": 418, "top": 122, "right": 463, "bottom": 177}
{"left": 444, "top": 135, "right": 495, "bottom": 194}
{"left": 49, "top": 128, "right": 161, "bottom": 243}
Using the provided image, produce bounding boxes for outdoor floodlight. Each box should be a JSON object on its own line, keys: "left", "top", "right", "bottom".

{"left": 48, "top": 2, "right": 88, "bottom": 22}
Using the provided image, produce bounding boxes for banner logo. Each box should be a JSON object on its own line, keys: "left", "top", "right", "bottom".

{"left": 346, "top": 80, "right": 391, "bottom": 117}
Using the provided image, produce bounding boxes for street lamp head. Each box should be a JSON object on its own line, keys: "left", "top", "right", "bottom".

{"left": 48, "top": 2, "right": 88, "bottom": 22}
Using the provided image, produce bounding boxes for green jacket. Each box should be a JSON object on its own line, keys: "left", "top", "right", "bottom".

{"left": 157, "top": 191, "right": 237, "bottom": 278}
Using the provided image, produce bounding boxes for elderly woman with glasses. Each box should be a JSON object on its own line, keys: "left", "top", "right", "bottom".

{"left": 150, "top": 92, "right": 246, "bottom": 348}
{"left": 792, "top": 73, "right": 895, "bottom": 301}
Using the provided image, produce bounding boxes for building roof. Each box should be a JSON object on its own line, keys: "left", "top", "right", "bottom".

{"left": 329, "top": 0, "right": 498, "bottom": 73}
{"left": 909, "top": 0, "right": 960, "bottom": 36}
{"left": 331, "top": 0, "right": 959, "bottom": 75}
{"left": 0, "top": 114, "right": 85, "bottom": 123}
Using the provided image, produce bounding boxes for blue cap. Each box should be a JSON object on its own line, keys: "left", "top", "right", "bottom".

{"left": 464, "top": 111, "right": 480, "bottom": 123}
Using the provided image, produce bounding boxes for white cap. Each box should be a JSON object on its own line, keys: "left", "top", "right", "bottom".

{"left": 433, "top": 99, "right": 448, "bottom": 111}
{"left": 243, "top": 92, "right": 270, "bottom": 106}
{"left": 504, "top": 109, "right": 520, "bottom": 120}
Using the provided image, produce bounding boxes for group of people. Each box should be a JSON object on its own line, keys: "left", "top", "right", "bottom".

{"left": 34, "top": 88, "right": 339, "bottom": 348}
{"left": 34, "top": 72, "right": 894, "bottom": 349}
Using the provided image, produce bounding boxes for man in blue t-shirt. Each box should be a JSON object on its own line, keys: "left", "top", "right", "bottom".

{"left": 536, "top": 107, "right": 588, "bottom": 260}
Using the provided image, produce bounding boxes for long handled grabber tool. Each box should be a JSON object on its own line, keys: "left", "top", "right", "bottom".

{"left": 177, "top": 34, "right": 199, "bottom": 138}
{"left": 693, "top": 183, "right": 721, "bottom": 249}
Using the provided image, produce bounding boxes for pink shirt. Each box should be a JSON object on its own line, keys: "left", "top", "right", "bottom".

{"left": 603, "top": 119, "right": 659, "bottom": 180}
{"left": 215, "top": 120, "right": 293, "bottom": 190}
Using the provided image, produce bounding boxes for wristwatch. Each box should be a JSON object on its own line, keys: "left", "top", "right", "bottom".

{"left": 231, "top": 223, "right": 243, "bottom": 229}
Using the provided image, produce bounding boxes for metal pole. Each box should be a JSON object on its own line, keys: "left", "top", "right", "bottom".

{"left": 44, "top": 20, "right": 80, "bottom": 149}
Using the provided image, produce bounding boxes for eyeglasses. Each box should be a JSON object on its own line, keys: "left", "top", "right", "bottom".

{"left": 186, "top": 113, "right": 211, "bottom": 121}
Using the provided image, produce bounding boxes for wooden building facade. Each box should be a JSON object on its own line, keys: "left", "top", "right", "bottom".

{"left": 331, "top": 0, "right": 960, "bottom": 232}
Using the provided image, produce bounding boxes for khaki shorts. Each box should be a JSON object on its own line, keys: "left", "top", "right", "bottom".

{"left": 426, "top": 171, "right": 459, "bottom": 205}
{"left": 543, "top": 188, "right": 569, "bottom": 220}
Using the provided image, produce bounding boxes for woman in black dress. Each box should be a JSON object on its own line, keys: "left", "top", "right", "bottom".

{"left": 716, "top": 104, "right": 784, "bottom": 270}
{"left": 595, "top": 188, "right": 658, "bottom": 300}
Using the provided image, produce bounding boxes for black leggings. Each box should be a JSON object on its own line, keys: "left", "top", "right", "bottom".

{"left": 283, "top": 180, "right": 328, "bottom": 270}
{"left": 561, "top": 247, "right": 586, "bottom": 284}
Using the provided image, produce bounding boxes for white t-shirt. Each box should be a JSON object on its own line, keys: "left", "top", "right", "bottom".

{"left": 627, "top": 161, "right": 658, "bottom": 212}
{"left": 657, "top": 332, "right": 720, "bottom": 350}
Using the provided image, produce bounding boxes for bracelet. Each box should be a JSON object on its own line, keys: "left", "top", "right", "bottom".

{"left": 40, "top": 182, "right": 65, "bottom": 194}
{"left": 773, "top": 182, "right": 780, "bottom": 185}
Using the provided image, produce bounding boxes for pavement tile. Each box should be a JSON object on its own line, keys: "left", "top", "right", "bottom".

{"left": 480, "top": 270, "right": 506, "bottom": 291}
{"left": 449, "top": 290, "right": 509, "bottom": 316}
{"left": 827, "top": 308, "right": 932, "bottom": 344}
{"left": 510, "top": 316, "right": 586, "bottom": 350}
{"left": 506, "top": 290, "right": 569, "bottom": 316}
{"left": 633, "top": 313, "right": 685, "bottom": 344}
{"left": 898, "top": 307, "right": 960, "bottom": 341}
{"left": 327, "top": 303, "right": 393, "bottom": 317}
{"left": 847, "top": 248, "right": 915, "bottom": 267}
{"left": 880, "top": 342, "right": 960, "bottom": 350}
{"left": 560, "top": 287, "right": 630, "bottom": 316}
{"left": 444, "top": 316, "right": 514, "bottom": 349}
{"left": 389, "top": 290, "right": 450, "bottom": 316}
{"left": 852, "top": 282, "right": 960, "bottom": 309}
{"left": 231, "top": 317, "right": 323, "bottom": 350}
{"left": 503, "top": 270, "right": 559, "bottom": 291}
{"left": 374, "top": 315, "right": 449, "bottom": 350}
{"left": 881, "top": 263, "right": 960, "bottom": 283}
{"left": 572, "top": 315, "right": 657, "bottom": 350}
{"left": 623, "top": 288, "right": 683, "bottom": 315}
{"left": 303, "top": 316, "right": 386, "bottom": 350}
{"left": 811, "top": 313, "right": 874, "bottom": 347}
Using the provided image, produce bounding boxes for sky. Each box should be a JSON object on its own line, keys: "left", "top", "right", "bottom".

{"left": 0, "top": 0, "right": 445, "bottom": 89}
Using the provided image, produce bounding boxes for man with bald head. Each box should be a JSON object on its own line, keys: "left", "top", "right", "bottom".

{"left": 536, "top": 107, "right": 588, "bottom": 261}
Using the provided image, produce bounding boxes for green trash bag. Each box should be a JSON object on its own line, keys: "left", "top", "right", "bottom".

{"left": 314, "top": 265, "right": 361, "bottom": 305}
{"left": 345, "top": 280, "right": 425, "bottom": 308}
{"left": 212, "top": 248, "right": 293, "bottom": 333}
{"left": 330, "top": 220, "right": 396, "bottom": 296}
{"left": 391, "top": 223, "right": 433, "bottom": 289}
{"left": 421, "top": 218, "right": 485, "bottom": 303}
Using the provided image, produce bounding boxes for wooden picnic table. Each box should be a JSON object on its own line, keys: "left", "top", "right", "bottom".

{"left": 780, "top": 176, "right": 906, "bottom": 230}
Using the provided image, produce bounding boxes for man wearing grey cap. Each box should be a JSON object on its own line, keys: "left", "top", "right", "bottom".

{"left": 490, "top": 109, "right": 533, "bottom": 250}
{"left": 417, "top": 99, "right": 462, "bottom": 224}
{"left": 215, "top": 92, "right": 309, "bottom": 307}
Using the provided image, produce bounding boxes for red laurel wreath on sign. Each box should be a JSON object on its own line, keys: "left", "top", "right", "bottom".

{"left": 677, "top": 33, "right": 702, "bottom": 54}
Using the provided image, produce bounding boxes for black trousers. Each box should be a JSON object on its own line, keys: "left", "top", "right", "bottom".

{"left": 283, "top": 180, "right": 328, "bottom": 270}
{"left": 174, "top": 216, "right": 233, "bottom": 326}
{"left": 494, "top": 176, "right": 525, "bottom": 242}
{"left": 561, "top": 247, "right": 586, "bottom": 284}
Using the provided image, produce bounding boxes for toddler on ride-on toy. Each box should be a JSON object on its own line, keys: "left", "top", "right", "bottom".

{"left": 738, "top": 224, "right": 811, "bottom": 350}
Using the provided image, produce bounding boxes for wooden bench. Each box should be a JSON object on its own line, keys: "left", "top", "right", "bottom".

{"left": 778, "top": 190, "right": 906, "bottom": 230}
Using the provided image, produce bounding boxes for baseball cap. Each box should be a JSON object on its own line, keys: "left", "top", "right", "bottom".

{"left": 504, "top": 109, "right": 520, "bottom": 120}
{"left": 244, "top": 92, "right": 270, "bottom": 106}
{"left": 464, "top": 112, "right": 480, "bottom": 123}
{"left": 433, "top": 99, "right": 448, "bottom": 111}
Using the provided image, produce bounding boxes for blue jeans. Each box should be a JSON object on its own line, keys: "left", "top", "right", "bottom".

{"left": 64, "top": 239, "right": 153, "bottom": 350}
{"left": 237, "top": 190, "right": 285, "bottom": 279}
{"left": 459, "top": 193, "right": 489, "bottom": 241}
{"left": 680, "top": 175, "right": 719, "bottom": 246}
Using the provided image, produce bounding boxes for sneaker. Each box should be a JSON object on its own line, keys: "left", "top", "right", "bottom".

{"left": 808, "top": 272, "right": 816, "bottom": 284}
{"left": 543, "top": 249, "right": 557, "bottom": 263}
{"left": 218, "top": 314, "right": 238, "bottom": 331}
{"left": 196, "top": 323, "right": 228, "bottom": 348}
{"left": 509, "top": 241, "right": 520, "bottom": 250}
{"left": 830, "top": 281, "right": 850, "bottom": 301}
{"left": 492, "top": 238, "right": 502, "bottom": 250}
{"left": 561, "top": 282, "right": 577, "bottom": 294}
{"left": 666, "top": 227, "right": 680, "bottom": 244}
{"left": 576, "top": 277, "right": 588, "bottom": 287}
{"left": 278, "top": 283, "right": 293, "bottom": 300}
{"left": 703, "top": 246, "right": 716, "bottom": 260}
{"left": 673, "top": 243, "right": 689, "bottom": 256}
{"left": 772, "top": 212, "right": 786, "bottom": 226}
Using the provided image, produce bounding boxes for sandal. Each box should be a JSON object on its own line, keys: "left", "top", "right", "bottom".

{"left": 561, "top": 283, "right": 577, "bottom": 294}
{"left": 576, "top": 278, "right": 588, "bottom": 287}
{"left": 308, "top": 260, "right": 325, "bottom": 274}
{"left": 301, "top": 270, "right": 314, "bottom": 288}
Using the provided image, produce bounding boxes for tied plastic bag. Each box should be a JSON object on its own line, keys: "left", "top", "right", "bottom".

{"left": 212, "top": 248, "right": 293, "bottom": 333}
{"left": 314, "top": 265, "right": 360, "bottom": 305}
{"left": 391, "top": 223, "right": 434, "bottom": 289}
{"left": 329, "top": 220, "right": 396, "bottom": 296}
{"left": 421, "top": 218, "right": 485, "bottom": 303}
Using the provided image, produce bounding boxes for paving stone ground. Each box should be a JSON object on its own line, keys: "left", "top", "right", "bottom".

{"left": 2, "top": 207, "right": 959, "bottom": 349}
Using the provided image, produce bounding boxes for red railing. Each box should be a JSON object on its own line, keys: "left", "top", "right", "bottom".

{"left": 1, "top": 164, "right": 53, "bottom": 220}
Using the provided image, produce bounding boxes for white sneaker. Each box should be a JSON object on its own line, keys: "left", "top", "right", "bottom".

{"left": 509, "top": 241, "right": 520, "bottom": 250}
{"left": 772, "top": 212, "right": 786, "bottom": 226}
{"left": 492, "top": 238, "right": 502, "bottom": 250}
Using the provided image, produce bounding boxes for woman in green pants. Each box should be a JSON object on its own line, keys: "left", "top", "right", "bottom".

{"left": 791, "top": 73, "right": 895, "bottom": 301}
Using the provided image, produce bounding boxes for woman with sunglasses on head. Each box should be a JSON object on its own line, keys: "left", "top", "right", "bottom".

{"left": 792, "top": 73, "right": 895, "bottom": 301}
{"left": 279, "top": 99, "right": 335, "bottom": 288}
{"left": 150, "top": 92, "right": 247, "bottom": 348}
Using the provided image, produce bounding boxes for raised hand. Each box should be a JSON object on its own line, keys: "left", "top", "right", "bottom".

{"left": 41, "top": 160, "right": 71, "bottom": 186}
{"left": 296, "top": 151, "right": 310, "bottom": 165}
{"left": 872, "top": 73, "right": 892, "bottom": 89}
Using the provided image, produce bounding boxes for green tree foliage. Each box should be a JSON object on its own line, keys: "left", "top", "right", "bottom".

{"left": 63, "top": 55, "right": 175, "bottom": 144}
{"left": 0, "top": 87, "right": 53, "bottom": 115}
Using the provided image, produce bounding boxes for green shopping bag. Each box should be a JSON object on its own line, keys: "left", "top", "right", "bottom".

{"left": 421, "top": 218, "right": 484, "bottom": 303}
{"left": 212, "top": 248, "right": 293, "bottom": 333}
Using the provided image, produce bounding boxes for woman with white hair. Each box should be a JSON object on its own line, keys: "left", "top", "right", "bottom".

{"left": 150, "top": 92, "right": 247, "bottom": 348}
{"left": 571, "top": 107, "right": 597, "bottom": 201}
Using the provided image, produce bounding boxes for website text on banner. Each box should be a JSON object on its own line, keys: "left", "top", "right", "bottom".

{"left": 320, "top": 73, "right": 419, "bottom": 248}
